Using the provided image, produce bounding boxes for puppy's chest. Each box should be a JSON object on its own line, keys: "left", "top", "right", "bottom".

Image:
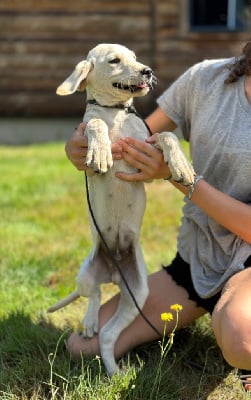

{"left": 85, "top": 108, "right": 149, "bottom": 142}
{"left": 112, "top": 113, "right": 148, "bottom": 142}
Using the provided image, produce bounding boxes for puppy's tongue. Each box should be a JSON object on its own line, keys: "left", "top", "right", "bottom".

{"left": 138, "top": 83, "right": 148, "bottom": 88}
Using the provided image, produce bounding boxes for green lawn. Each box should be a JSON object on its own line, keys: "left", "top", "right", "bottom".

{"left": 0, "top": 142, "right": 249, "bottom": 399}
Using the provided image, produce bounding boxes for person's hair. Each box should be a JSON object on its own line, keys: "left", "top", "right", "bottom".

{"left": 225, "top": 41, "right": 251, "bottom": 84}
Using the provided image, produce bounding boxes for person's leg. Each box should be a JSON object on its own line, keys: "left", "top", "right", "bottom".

{"left": 66, "top": 268, "right": 206, "bottom": 360}
{"left": 212, "top": 266, "right": 251, "bottom": 371}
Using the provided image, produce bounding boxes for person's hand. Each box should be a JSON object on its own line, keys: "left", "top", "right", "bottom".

{"left": 65, "top": 123, "right": 88, "bottom": 170}
{"left": 65, "top": 122, "right": 124, "bottom": 170}
{"left": 115, "top": 134, "right": 171, "bottom": 182}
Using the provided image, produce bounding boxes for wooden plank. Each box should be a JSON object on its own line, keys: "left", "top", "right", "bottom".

{"left": 156, "top": 36, "right": 248, "bottom": 64}
{"left": 1, "top": 92, "right": 84, "bottom": 116}
{"left": 0, "top": 39, "right": 85, "bottom": 56}
{"left": 0, "top": 15, "right": 150, "bottom": 40}
{"left": 1, "top": 76, "right": 61, "bottom": 91}
{"left": 157, "top": 1, "right": 178, "bottom": 15}
{"left": 0, "top": 0, "right": 151, "bottom": 13}
{"left": 0, "top": 40, "right": 151, "bottom": 57}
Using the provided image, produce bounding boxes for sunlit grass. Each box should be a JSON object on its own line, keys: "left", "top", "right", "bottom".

{"left": 0, "top": 142, "right": 248, "bottom": 399}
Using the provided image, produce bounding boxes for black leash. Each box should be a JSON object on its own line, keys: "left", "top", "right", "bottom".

{"left": 84, "top": 172, "right": 162, "bottom": 337}
{"left": 84, "top": 101, "right": 162, "bottom": 337}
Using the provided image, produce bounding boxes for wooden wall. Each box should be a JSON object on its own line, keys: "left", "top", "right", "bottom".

{"left": 0, "top": 0, "right": 250, "bottom": 117}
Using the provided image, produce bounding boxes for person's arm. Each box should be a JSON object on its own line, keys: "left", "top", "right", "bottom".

{"left": 146, "top": 107, "right": 177, "bottom": 134}
{"left": 115, "top": 137, "right": 251, "bottom": 244}
{"left": 174, "top": 179, "right": 251, "bottom": 244}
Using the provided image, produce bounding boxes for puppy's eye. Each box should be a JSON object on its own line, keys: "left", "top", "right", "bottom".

{"left": 108, "top": 58, "right": 120, "bottom": 64}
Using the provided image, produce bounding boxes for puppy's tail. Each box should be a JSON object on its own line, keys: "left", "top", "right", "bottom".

{"left": 47, "top": 291, "right": 80, "bottom": 313}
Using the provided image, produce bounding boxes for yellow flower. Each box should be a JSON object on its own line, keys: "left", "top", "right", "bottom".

{"left": 170, "top": 304, "right": 183, "bottom": 312}
{"left": 160, "top": 312, "right": 173, "bottom": 322}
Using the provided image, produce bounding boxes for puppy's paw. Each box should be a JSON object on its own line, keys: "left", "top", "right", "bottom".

{"left": 81, "top": 315, "right": 99, "bottom": 338}
{"left": 86, "top": 140, "right": 113, "bottom": 174}
{"left": 155, "top": 132, "right": 195, "bottom": 186}
{"left": 85, "top": 118, "right": 113, "bottom": 173}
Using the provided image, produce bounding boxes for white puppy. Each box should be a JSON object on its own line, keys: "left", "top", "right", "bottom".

{"left": 48, "top": 43, "right": 194, "bottom": 376}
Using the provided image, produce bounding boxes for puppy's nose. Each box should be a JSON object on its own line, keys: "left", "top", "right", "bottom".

{"left": 141, "top": 67, "right": 153, "bottom": 77}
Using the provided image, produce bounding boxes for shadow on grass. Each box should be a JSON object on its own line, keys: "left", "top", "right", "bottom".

{"left": 0, "top": 311, "right": 73, "bottom": 399}
{"left": 0, "top": 312, "right": 234, "bottom": 400}
{"left": 118, "top": 325, "right": 233, "bottom": 400}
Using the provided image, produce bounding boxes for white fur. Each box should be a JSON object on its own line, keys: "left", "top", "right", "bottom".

{"left": 48, "top": 43, "right": 194, "bottom": 376}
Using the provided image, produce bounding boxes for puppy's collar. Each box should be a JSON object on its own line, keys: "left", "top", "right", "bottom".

{"left": 87, "top": 99, "right": 152, "bottom": 136}
{"left": 87, "top": 99, "right": 137, "bottom": 114}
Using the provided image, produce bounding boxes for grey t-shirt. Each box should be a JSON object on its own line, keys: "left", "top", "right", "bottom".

{"left": 158, "top": 58, "right": 251, "bottom": 298}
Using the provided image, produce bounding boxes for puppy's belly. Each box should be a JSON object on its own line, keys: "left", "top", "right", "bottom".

{"left": 100, "top": 224, "right": 136, "bottom": 254}
{"left": 87, "top": 171, "right": 146, "bottom": 252}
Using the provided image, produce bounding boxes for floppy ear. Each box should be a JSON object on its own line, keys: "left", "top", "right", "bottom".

{"left": 56, "top": 60, "right": 93, "bottom": 95}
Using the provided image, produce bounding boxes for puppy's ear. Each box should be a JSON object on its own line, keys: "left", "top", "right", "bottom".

{"left": 56, "top": 60, "right": 93, "bottom": 95}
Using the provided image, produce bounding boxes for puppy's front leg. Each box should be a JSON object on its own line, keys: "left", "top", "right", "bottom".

{"left": 85, "top": 118, "right": 113, "bottom": 173}
{"left": 155, "top": 132, "right": 195, "bottom": 185}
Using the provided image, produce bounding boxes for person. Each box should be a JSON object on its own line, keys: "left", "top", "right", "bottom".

{"left": 65, "top": 41, "right": 251, "bottom": 389}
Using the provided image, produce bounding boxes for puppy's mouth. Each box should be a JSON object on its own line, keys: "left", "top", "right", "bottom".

{"left": 112, "top": 82, "right": 150, "bottom": 93}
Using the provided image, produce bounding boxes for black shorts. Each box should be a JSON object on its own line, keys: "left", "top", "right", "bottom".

{"left": 163, "top": 252, "right": 251, "bottom": 314}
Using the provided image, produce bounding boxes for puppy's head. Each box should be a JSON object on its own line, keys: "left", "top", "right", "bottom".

{"left": 56, "top": 43, "right": 156, "bottom": 106}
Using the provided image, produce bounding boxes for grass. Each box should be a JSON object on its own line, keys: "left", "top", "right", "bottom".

{"left": 0, "top": 141, "right": 250, "bottom": 399}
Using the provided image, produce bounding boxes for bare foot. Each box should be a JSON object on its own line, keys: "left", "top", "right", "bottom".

{"left": 240, "top": 374, "right": 251, "bottom": 391}
{"left": 66, "top": 331, "right": 99, "bottom": 359}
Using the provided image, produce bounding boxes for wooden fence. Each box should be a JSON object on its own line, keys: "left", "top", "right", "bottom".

{"left": 0, "top": 0, "right": 250, "bottom": 117}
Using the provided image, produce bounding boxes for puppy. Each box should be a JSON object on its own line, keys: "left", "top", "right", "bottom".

{"left": 48, "top": 43, "right": 194, "bottom": 376}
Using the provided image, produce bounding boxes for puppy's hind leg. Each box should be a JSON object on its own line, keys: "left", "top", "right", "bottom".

{"left": 99, "top": 248, "right": 149, "bottom": 376}
{"left": 78, "top": 248, "right": 113, "bottom": 338}
{"left": 81, "top": 286, "right": 101, "bottom": 338}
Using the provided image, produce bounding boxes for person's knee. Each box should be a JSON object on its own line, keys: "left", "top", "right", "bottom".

{"left": 221, "top": 336, "right": 251, "bottom": 369}
{"left": 212, "top": 305, "right": 251, "bottom": 369}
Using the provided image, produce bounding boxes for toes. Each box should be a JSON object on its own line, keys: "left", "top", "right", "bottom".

{"left": 240, "top": 374, "right": 251, "bottom": 391}
{"left": 173, "top": 172, "right": 194, "bottom": 186}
